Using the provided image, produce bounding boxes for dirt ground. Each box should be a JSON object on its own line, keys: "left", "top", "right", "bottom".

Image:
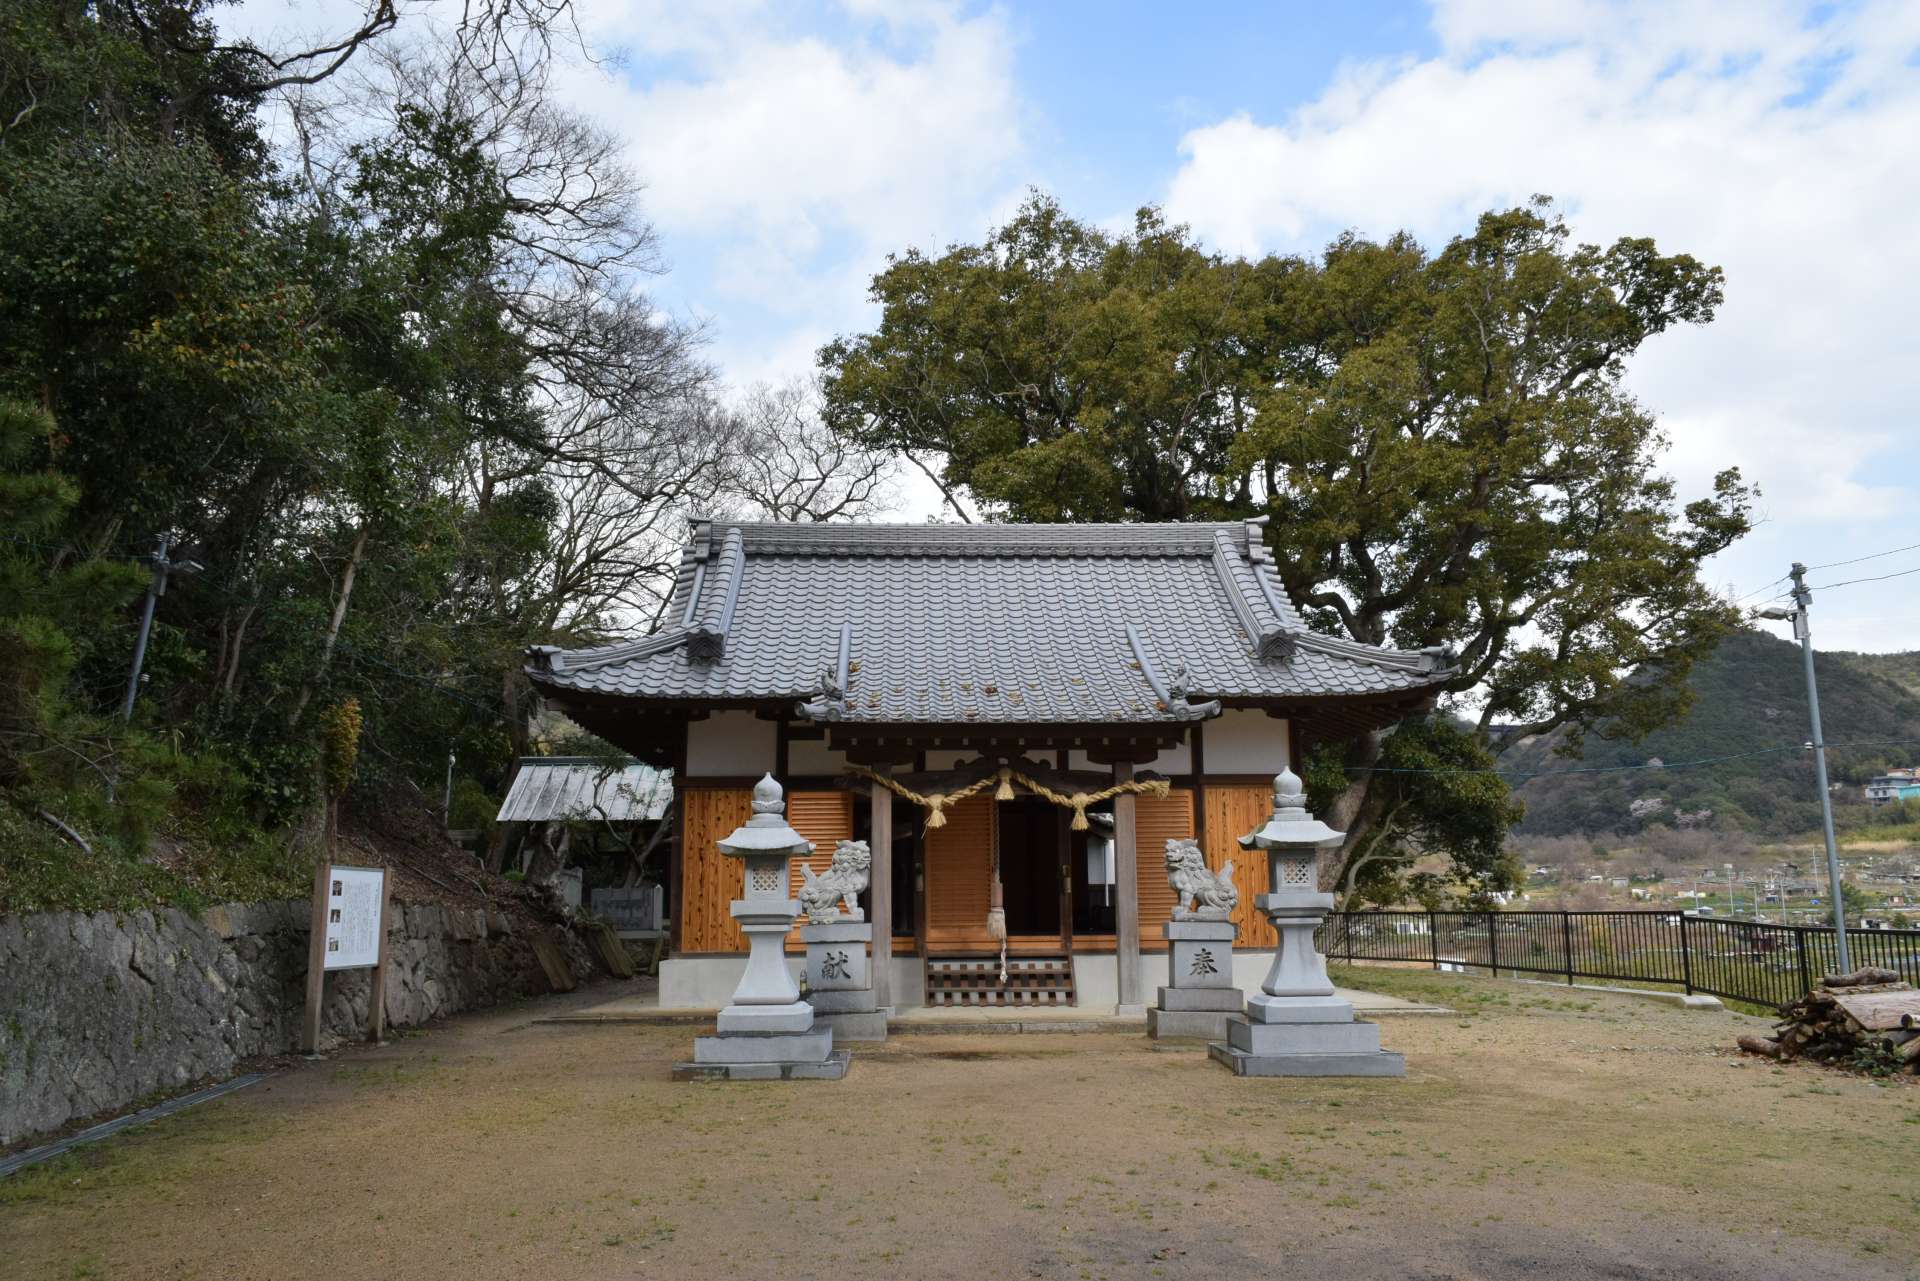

{"left": 4, "top": 967, "right": 1916, "bottom": 1281}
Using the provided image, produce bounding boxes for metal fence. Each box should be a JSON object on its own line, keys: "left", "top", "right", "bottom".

{"left": 1318, "top": 910, "right": 1920, "bottom": 1009}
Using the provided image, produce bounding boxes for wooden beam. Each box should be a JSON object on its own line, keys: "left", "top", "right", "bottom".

{"left": 1190, "top": 722, "right": 1208, "bottom": 852}
{"left": 1112, "top": 760, "right": 1141, "bottom": 1011}
{"left": 668, "top": 725, "right": 688, "bottom": 954}
{"left": 869, "top": 781, "right": 894, "bottom": 1011}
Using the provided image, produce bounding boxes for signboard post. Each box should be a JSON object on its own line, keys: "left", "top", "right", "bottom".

{"left": 302, "top": 861, "right": 390, "bottom": 1054}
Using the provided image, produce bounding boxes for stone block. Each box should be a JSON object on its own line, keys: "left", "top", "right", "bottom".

{"left": 715, "top": 1001, "right": 815, "bottom": 1035}
{"left": 1227, "top": 1015, "right": 1381, "bottom": 1057}
{"left": 1168, "top": 938, "right": 1236, "bottom": 989}
{"left": 815, "top": 1010, "right": 888, "bottom": 1041}
{"left": 1246, "top": 994, "right": 1354, "bottom": 1024}
{"left": 1208, "top": 1043, "right": 1405, "bottom": 1078}
{"left": 673, "top": 1050, "right": 852, "bottom": 1082}
{"left": 808, "top": 988, "right": 877, "bottom": 1014}
{"left": 1156, "top": 986, "right": 1244, "bottom": 1013}
{"left": 691, "top": 1027, "right": 835, "bottom": 1065}
{"left": 1163, "top": 919, "right": 1237, "bottom": 941}
{"left": 1147, "top": 1008, "right": 1232, "bottom": 1041}
{"left": 802, "top": 937, "right": 871, "bottom": 998}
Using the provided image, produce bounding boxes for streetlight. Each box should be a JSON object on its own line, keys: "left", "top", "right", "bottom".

{"left": 120, "top": 533, "right": 205, "bottom": 721}
{"left": 1757, "top": 567, "right": 1851, "bottom": 972}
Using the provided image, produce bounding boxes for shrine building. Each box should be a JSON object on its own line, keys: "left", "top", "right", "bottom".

{"left": 526, "top": 518, "right": 1450, "bottom": 1012}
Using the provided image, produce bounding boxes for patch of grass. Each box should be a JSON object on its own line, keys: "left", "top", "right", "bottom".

{"left": 0, "top": 801, "right": 308, "bottom": 916}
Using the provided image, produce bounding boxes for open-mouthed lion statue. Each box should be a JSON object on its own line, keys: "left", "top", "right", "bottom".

{"left": 799, "top": 839, "right": 872, "bottom": 924}
{"left": 1164, "top": 838, "right": 1237, "bottom": 919}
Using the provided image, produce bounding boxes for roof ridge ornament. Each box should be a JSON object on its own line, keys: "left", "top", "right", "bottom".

{"left": 1124, "top": 624, "right": 1222, "bottom": 721}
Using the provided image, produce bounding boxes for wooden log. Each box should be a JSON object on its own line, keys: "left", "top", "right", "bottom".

{"left": 1832, "top": 990, "right": 1920, "bottom": 1032}
{"left": 1821, "top": 966, "right": 1900, "bottom": 988}
{"left": 1737, "top": 1034, "right": 1783, "bottom": 1059}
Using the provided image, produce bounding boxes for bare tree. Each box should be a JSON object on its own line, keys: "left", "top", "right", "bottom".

{"left": 726, "top": 380, "right": 896, "bottom": 522}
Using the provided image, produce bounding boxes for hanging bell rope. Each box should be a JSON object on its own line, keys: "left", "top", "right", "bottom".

{"left": 986, "top": 834, "right": 1007, "bottom": 983}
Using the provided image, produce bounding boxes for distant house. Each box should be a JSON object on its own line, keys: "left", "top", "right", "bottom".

{"left": 1866, "top": 767, "right": 1920, "bottom": 805}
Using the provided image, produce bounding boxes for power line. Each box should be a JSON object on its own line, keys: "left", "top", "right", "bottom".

{"left": 1732, "top": 574, "right": 1789, "bottom": 604}
{"left": 1731, "top": 537, "right": 1920, "bottom": 604}
{"left": 1807, "top": 540, "right": 1920, "bottom": 573}
{"left": 1811, "top": 563, "right": 1920, "bottom": 593}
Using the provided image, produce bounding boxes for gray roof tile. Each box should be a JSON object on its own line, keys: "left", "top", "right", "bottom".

{"left": 529, "top": 520, "right": 1449, "bottom": 724}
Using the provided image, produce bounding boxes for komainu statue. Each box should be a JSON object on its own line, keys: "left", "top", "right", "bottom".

{"left": 1165, "top": 838, "right": 1237, "bottom": 919}
{"left": 799, "top": 839, "right": 872, "bottom": 924}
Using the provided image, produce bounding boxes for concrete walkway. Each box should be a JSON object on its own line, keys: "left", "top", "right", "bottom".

{"left": 534, "top": 984, "right": 1448, "bottom": 1028}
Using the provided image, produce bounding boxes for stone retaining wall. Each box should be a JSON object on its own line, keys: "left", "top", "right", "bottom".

{"left": 0, "top": 899, "right": 591, "bottom": 1146}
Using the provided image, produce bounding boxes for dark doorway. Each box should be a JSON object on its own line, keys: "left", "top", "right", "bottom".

{"left": 1070, "top": 807, "right": 1118, "bottom": 935}
{"left": 995, "top": 798, "right": 1063, "bottom": 936}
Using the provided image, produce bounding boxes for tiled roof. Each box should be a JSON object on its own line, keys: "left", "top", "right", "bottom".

{"left": 527, "top": 519, "right": 1451, "bottom": 726}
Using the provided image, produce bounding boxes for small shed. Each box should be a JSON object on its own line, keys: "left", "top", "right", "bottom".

{"left": 495, "top": 758, "right": 675, "bottom": 916}
{"left": 498, "top": 757, "right": 673, "bottom": 825}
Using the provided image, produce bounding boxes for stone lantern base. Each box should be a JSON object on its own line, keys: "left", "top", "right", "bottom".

{"left": 803, "top": 920, "right": 888, "bottom": 1042}
{"left": 1207, "top": 997, "right": 1404, "bottom": 1077}
{"left": 674, "top": 1002, "right": 852, "bottom": 1081}
{"left": 1147, "top": 918, "right": 1241, "bottom": 1041}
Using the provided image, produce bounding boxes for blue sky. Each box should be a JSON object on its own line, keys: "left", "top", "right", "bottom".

{"left": 232, "top": 1, "right": 1920, "bottom": 652}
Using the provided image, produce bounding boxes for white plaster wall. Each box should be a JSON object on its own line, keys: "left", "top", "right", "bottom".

{"left": 1202, "top": 710, "right": 1290, "bottom": 775}
{"left": 685, "top": 710, "right": 776, "bottom": 777}
{"left": 787, "top": 735, "right": 848, "bottom": 776}
{"left": 1148, "top": 740, "right": 1192, "bottom": 774}
{"left": 657, "top": 954, "right": 926, "bottom": 1011}
{"left": 1074, "top": 950, "right": 1282, "bottom": 1012}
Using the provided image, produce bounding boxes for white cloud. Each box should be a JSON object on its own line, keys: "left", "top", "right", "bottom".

{"left": 1162, "top": 0, "right": 1920, "bottom": 650}
{"left": 561, "top": 1, "right": 1025, "bottom": 310}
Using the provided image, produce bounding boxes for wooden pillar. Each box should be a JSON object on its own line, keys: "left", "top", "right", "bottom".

{"left": 301, "top": 859, "right": 328, "bottom": 1054}
{"left": 869, "top": 782, "right": 894, "bottom": 1011}
{"left": 1113, "top": 760, "right": 1142, "bottom": 1011}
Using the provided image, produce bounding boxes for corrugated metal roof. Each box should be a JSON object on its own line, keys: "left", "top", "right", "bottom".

{"left": 526, "top": 519, "right": 1451, "bottom": 725}
{"left": 496, "top": 759, "right": 673, "bottom": 823}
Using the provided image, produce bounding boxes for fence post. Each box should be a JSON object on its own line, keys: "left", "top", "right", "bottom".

{"left": 1487, "top": 910, "right": 1499, "bottom": 978}
{"left": 1679, "top": 912, "right": 1694, "bottom": 995}
{"left": 1428, "top": 910, "right": 1439, "bottom": 971}
{"left": 1562, "top": 912, "right": 1575, "bottom": 986}
{"left": 1795, "top": 927, "right": 1811, "bottom": 996}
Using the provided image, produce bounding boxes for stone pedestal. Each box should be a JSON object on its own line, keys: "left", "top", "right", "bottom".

{"left": 673, "top": 775, "right": 850, "bottom": 1082}
{"left": 1208, "top": 770, "right": 1403, "bottom": 1078}
{"left": 1148, "top": 918, "right": 1241, "bottom": 1040}
{"left": 803, "top": 920, "right": 887, "bottom": 1042}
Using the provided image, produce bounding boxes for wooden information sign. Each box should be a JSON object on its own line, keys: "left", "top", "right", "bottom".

{"left": 302, "top": 861, "right": 389, "bottom": 1054}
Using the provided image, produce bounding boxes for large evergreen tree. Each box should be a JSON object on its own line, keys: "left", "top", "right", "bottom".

{"left": 821, "top": 195, "right": 1753, "bottom": 895}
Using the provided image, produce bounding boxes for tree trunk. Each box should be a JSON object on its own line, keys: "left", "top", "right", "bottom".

{"left": 1321, "top": 733, "right": 1385, "bottom": 892}
{"left": 289, "top": 523, "right": 369, "bottom": 727}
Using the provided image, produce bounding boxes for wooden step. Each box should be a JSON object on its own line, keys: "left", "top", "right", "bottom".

{"left": 924, "top": 956, "right": 1075, "bottom": 1007}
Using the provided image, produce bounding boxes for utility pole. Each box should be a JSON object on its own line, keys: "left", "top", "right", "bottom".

{"left": 120, "top": 534, "right": 203, "bottom": 721}
{"left": 1758, "top": 564, "right": 1851, "bottom": 973}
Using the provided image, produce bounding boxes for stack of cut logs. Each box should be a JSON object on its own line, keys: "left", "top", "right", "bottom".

{"left": 1738, "top": 967, "right": 1920, "bottom": 1073}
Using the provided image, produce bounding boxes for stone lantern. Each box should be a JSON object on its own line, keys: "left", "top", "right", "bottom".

{"left": 1208, "top": 768, "right": 1404, "bottom": 1077}
{"left": 675, "top": 774, "right": 850, "bottom": 1080}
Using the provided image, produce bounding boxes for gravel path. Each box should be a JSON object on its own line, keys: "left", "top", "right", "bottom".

{"left": 3, "top": 969, "right": 1914, "bottom": 1280}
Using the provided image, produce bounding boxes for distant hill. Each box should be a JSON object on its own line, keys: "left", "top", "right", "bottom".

{"left": 1506, "top": 630, "right": 1920, "bottom": 839}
